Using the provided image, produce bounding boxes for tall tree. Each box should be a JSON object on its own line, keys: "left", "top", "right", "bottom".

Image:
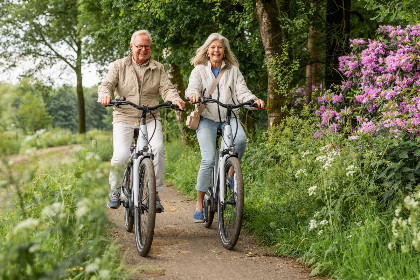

{"left": 0, "top": 0, "right": 106, "bottom": 134}
{"left": 99, "top": 0, "right": 266, "bottom": 135}
{"left": 256, "top": 0, "right": 290, "bottom": 127}
{"left": 325, "top": 0, "right": 351, "bottom": 89}
{"left": 305, "top": 1, "right": 322, "bottom": 105}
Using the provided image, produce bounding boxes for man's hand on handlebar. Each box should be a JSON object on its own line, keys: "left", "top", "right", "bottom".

{"left": 173, "top": 100, "right": 186, "bottom": 111}
{"left": 99, "top": 95, "right": 111, "bottom": 106}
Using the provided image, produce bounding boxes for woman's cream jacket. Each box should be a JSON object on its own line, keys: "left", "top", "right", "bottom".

{"left": 185, "top": 60, "right": 257, "bottom": 122}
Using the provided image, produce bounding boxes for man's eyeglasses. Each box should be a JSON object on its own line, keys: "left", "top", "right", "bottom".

{"left": 133, "top": 44, "right": 152, "bottom": 50}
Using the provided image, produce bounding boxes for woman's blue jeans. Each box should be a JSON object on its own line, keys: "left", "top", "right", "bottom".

{"left": 195, "top": 117, "right": 247, "bottom": 193}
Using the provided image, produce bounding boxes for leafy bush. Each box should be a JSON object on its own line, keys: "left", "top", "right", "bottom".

{"left": 0, "top": 145, "right": 127, "bottom": 279}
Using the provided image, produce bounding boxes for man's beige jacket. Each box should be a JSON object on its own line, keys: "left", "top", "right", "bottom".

{"left": 98, "top": 54, "right": 182, "bottom": 125}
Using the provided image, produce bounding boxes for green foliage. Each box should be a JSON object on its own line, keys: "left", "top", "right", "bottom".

{"left": 0, "top": 132, "right": 22, "bottom": 156}
{"left": 47, "top": 86, "right": 79, "bottom": 132}
{"left": 165, "top": 139, "right": 200, "bottom": 199}
{"left": 165, "top": 104, "right": 420, "bottom": 278}
{"left": 362, "top": 0, "right": 420, "bottom": 25}
{"left": 0, "top": 142, "right": 127, "bottom": 279}
{"left": 5, "top": 79, "right": 54, "bottom": 133}
{"left": 98, "top": 0, "right": 267, "bottom": 99}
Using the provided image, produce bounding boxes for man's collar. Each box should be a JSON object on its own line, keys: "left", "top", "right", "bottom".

{"left": 126, "top": 53, "right": 156, "bottom": 69}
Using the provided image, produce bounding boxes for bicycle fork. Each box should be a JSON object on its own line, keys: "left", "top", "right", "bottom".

{"left": 133, "top": 121, "right": 149, "bottom": 208}
{"left": 218, "top": 123, "right": 235, "bottom": 205}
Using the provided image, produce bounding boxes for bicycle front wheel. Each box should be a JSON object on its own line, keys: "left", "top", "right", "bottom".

{"left": 123, "top": 166, "right": 134, "bottom": 232}
{"left": 218, "top": 156, "right": 244, "bottom": 250}
{"left": 134, "top": 158, "right": 156, "bottom": 257}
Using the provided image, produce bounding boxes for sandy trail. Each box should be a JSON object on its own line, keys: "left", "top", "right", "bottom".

{"left": 107, "top": 183, "right": 326, "bottom": 280}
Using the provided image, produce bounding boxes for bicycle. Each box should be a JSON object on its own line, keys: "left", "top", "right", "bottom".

{"left": 106, "top": 98, "right": 180, "bottom": 257}
{"left": 189, "top": 96, "right": 259, "bottom": 250}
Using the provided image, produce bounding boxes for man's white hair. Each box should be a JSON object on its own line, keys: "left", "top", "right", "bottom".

{"left": 130, "top": 30, "right": 153, "bottom": 44}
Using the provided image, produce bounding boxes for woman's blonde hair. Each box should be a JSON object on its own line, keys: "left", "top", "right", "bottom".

{"left": 190, "top": 33, "right": 238, "bottom": 67}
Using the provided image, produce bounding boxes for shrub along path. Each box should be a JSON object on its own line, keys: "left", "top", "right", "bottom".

{"left": 107, "top": 183, "right": 329, "bottom": 280}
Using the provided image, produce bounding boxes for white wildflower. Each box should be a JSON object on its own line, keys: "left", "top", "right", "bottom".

{"left": 309, "top": 219, "right": 317, "bottom": 231}
{"left": 99, "top": 269, "right": 111, "bottom": 279}
{"left": 320, "top": 220, "right": 328, "bottom": 226}
{"left": 13, "top": 218, "right": 40, "bottom": 234}
{"left": 76, "top": 198, "right": 90, "bottom": 219}
{"left": 346, "top": 170, "right": 356, "bottom": 176}
{"left": 388, "top": 242, "right": 394, "bottom": 250}
{"left": 86, "top": 263, "right": 99, "bottom": 273}
{"left": 314, "top": 211, "right": 320, "bottom": 217}
{"left": 41, "top": 202, "right": 64, "bottom": 219}
{"left": 395, "top": 207, "right": 401, "bottom": 217}
{"left": 308, "top": 186, "right": 317, "bottom": 196}
{"left": 315, "top": 156, "right": 326, "bottom": 162}
{"left": 412, "top": 239, "right": 420, "bottom": 251}
{"left": 302, "top": 151, "right": 310, "bottom": 158}
{"left": 323, "top": 161, "right": 332, "bottom": 169}
{"left": 295, "top": 169, "right": 306, "bottom": 178}
{"left": 318, "top": 230, "right": 323, "bottom": 236}
{"left": 346, "top": 165, "right": 356, "bottom": 170}
{"left": 401, "top": 245, "right": 409, "bottom": 253}
{"left": 29, "top": 243, "right": 41, "bottom": 253}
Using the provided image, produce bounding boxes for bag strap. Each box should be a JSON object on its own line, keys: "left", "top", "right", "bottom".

{"left": 198, "top": 67, "right": 226, "bottom": 114}
{"left": 206, "top": 67, "right": 225, "bottom": 97}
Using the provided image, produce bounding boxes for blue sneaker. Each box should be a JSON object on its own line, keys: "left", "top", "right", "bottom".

{"left": 107, "top": 192, "right": 121, "bottom": 209}
{"left": 193, "top": 209, "right": 204, "bottom": 223}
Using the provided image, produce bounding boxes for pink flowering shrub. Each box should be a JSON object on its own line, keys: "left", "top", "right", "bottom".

{"left": 291, "top": 84, "right": 323, "bottom": 107}
{"left": 315, "top": 24, "right": 420, "bottom": 193}
{"left": 316, "top": 24, "right": 420, "bottom": 139}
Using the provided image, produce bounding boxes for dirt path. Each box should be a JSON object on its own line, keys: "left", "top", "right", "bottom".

{"left": 107, "top": 183, "right": 325, "bottom": 280}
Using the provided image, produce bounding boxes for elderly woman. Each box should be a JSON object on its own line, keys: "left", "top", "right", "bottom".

{"left": 185, "top": 33, "right": 265, "bottom": 222}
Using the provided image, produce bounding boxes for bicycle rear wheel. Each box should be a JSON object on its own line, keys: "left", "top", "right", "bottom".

{"left": 123, "top": 166, "right": 134, "bottom": 232}
{"left": 134, "top": 158, "right": 156, "bottom": 257}
{"left": 218, "top": 157, "right": 244, "bottom": 250}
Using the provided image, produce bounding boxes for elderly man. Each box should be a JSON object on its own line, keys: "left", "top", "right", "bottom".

{"left": 98, "top": 30, "right": 185, "bottom": 211}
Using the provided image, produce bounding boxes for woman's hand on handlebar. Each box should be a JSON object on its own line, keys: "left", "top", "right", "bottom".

{"left": 189, "top": 93, "right": 200, "bottom": 104}
{"left": 253, "top": 99, "right": 265, "bottom": 110}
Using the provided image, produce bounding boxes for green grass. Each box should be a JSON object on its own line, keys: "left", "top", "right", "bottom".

{"left": 0, "top": 134, "right": 128, "bottom": 279}
{"left": 164, "top": 123, "right": 420, "bottom": 279}
{"left": 165, "top": 139, "right": 201, "bottom": 199}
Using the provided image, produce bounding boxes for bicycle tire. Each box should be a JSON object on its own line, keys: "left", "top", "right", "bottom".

{"left": 134, "top": 158, "right": 156, "bottom": 257}
{"left": 203, "top": 188, "right": 215, "bottom": 228}
{"left": 218, "top": 157, "right": 244, "bottom": 250}
{"left": 123, "top": 166, "right": 134, "bottom": 232}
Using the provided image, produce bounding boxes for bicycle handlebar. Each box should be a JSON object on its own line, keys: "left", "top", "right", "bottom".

{"left": 105, "top": 98, "right": 183, "bottom": 111}
{"left": 187, "top": 96, "right": 261, "bottom": 109}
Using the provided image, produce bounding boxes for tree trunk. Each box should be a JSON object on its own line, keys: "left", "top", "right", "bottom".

{"left": 75, "top": 40, "right": 86, "bottom": 134}
{"left": 325, "top": 0, "right": 351, "bottom": 89}
{"left": 305, "top": 1, "right": 322, "bottom": 104}
{"left": 168, "top": 63, "right": 187, "bottom": 146}
{"left": 256, "top": 0, "right": 290, "bottom": 128}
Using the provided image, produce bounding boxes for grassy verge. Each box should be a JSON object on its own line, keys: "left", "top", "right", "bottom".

{"left": 165, "top": 122, "right": 420, "bottom": 279}
{"left": 0, "top": 131, "right": 129, "bottom": 279}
